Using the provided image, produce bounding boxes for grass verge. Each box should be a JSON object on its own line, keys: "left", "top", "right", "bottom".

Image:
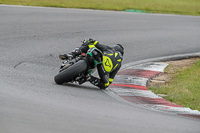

{"left": 148, "top": 59, "right": 200, "bottom": 111}
{"left": 0, "top": 0, "right": 200, "bottom": 16}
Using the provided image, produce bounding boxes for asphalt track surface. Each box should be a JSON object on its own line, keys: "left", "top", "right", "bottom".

{"left": 0, "top": 5, "right": 200, "bottom": 133}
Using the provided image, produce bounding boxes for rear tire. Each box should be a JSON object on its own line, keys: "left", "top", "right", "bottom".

{"left": 54, "top": 60, "right": 87, "bottom": 85}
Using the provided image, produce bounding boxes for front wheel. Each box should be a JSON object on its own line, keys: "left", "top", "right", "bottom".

{"left": 54, "top": 60, "right": 87, "bottom": 85}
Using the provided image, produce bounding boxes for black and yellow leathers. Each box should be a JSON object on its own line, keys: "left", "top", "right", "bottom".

{"left": 79, "top": 39, "right": 123, "bottom": 89}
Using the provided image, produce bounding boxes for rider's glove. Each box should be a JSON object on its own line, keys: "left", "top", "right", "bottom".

{"left": 71, "top": 47, "right": 82, "bottom": 57}
{"left": 88, "top": 38, "right": 98, "bottom": 44}
{"left": 88, "top": 38, "right": 95, "bottom": 43}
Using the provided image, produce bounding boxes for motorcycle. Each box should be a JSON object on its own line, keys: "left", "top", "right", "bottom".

{"left": 54, "top": 47, "right": 102, "bottom": 85}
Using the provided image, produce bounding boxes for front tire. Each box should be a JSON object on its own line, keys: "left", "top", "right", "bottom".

{"left": 54, "top": 60, "right": 87, "bottom": 85}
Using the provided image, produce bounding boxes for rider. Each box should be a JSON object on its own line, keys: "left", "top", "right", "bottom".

{"left": 59, "top": 38, "right": 124, "bottom": 89}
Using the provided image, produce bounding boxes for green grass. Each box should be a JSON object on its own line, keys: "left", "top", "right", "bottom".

{"left": 148, "top": 59, "right": 200, "bottom": 111}
{"left": 0, "top": 0, "right": 200, "bottom": 16}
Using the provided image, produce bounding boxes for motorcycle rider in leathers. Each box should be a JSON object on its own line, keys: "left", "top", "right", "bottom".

{"left": 59, "top": 39, "right": 124, "bottom": 89}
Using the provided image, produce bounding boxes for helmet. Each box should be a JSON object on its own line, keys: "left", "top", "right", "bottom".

{"left": 112, "top": 44, "right": 124, "bottom": 56}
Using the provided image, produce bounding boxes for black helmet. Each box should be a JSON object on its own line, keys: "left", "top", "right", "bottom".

{"left": 113, "top": 44, "right": 124, "bottom": 56}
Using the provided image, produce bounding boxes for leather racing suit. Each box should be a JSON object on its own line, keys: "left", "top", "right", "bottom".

{"left": 78, "top": 39, "right": 123, "bottom": 89}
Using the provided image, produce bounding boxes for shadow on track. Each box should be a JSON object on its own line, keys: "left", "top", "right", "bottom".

{"left": 55, "top": 82, "right": 100, "bottom": 91}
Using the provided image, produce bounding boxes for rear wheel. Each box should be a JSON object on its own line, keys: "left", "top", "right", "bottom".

{"left": 54, "top": 60, "right": 87, "bottom": 85}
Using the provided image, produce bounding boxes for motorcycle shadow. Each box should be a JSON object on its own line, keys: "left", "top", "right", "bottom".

{"left": 61, "top": 82, "right": 100, "bottom": 90}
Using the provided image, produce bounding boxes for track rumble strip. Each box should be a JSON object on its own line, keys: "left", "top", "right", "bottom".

{"left": 107, "top": 62, "right": 200, "bottom": 119}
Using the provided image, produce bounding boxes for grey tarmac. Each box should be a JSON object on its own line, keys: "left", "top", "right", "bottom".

{"left": 0, "top": 5, "right": 200, "bottom": 133}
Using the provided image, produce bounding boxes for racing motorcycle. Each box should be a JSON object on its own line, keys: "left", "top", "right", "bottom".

{"left": 54, "top": 47, "right": 102, "bottom": 85}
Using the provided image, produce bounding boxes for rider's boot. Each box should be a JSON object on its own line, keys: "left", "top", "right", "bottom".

{"left": 78, "top": 74, "right": 91, "bottom": 85}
